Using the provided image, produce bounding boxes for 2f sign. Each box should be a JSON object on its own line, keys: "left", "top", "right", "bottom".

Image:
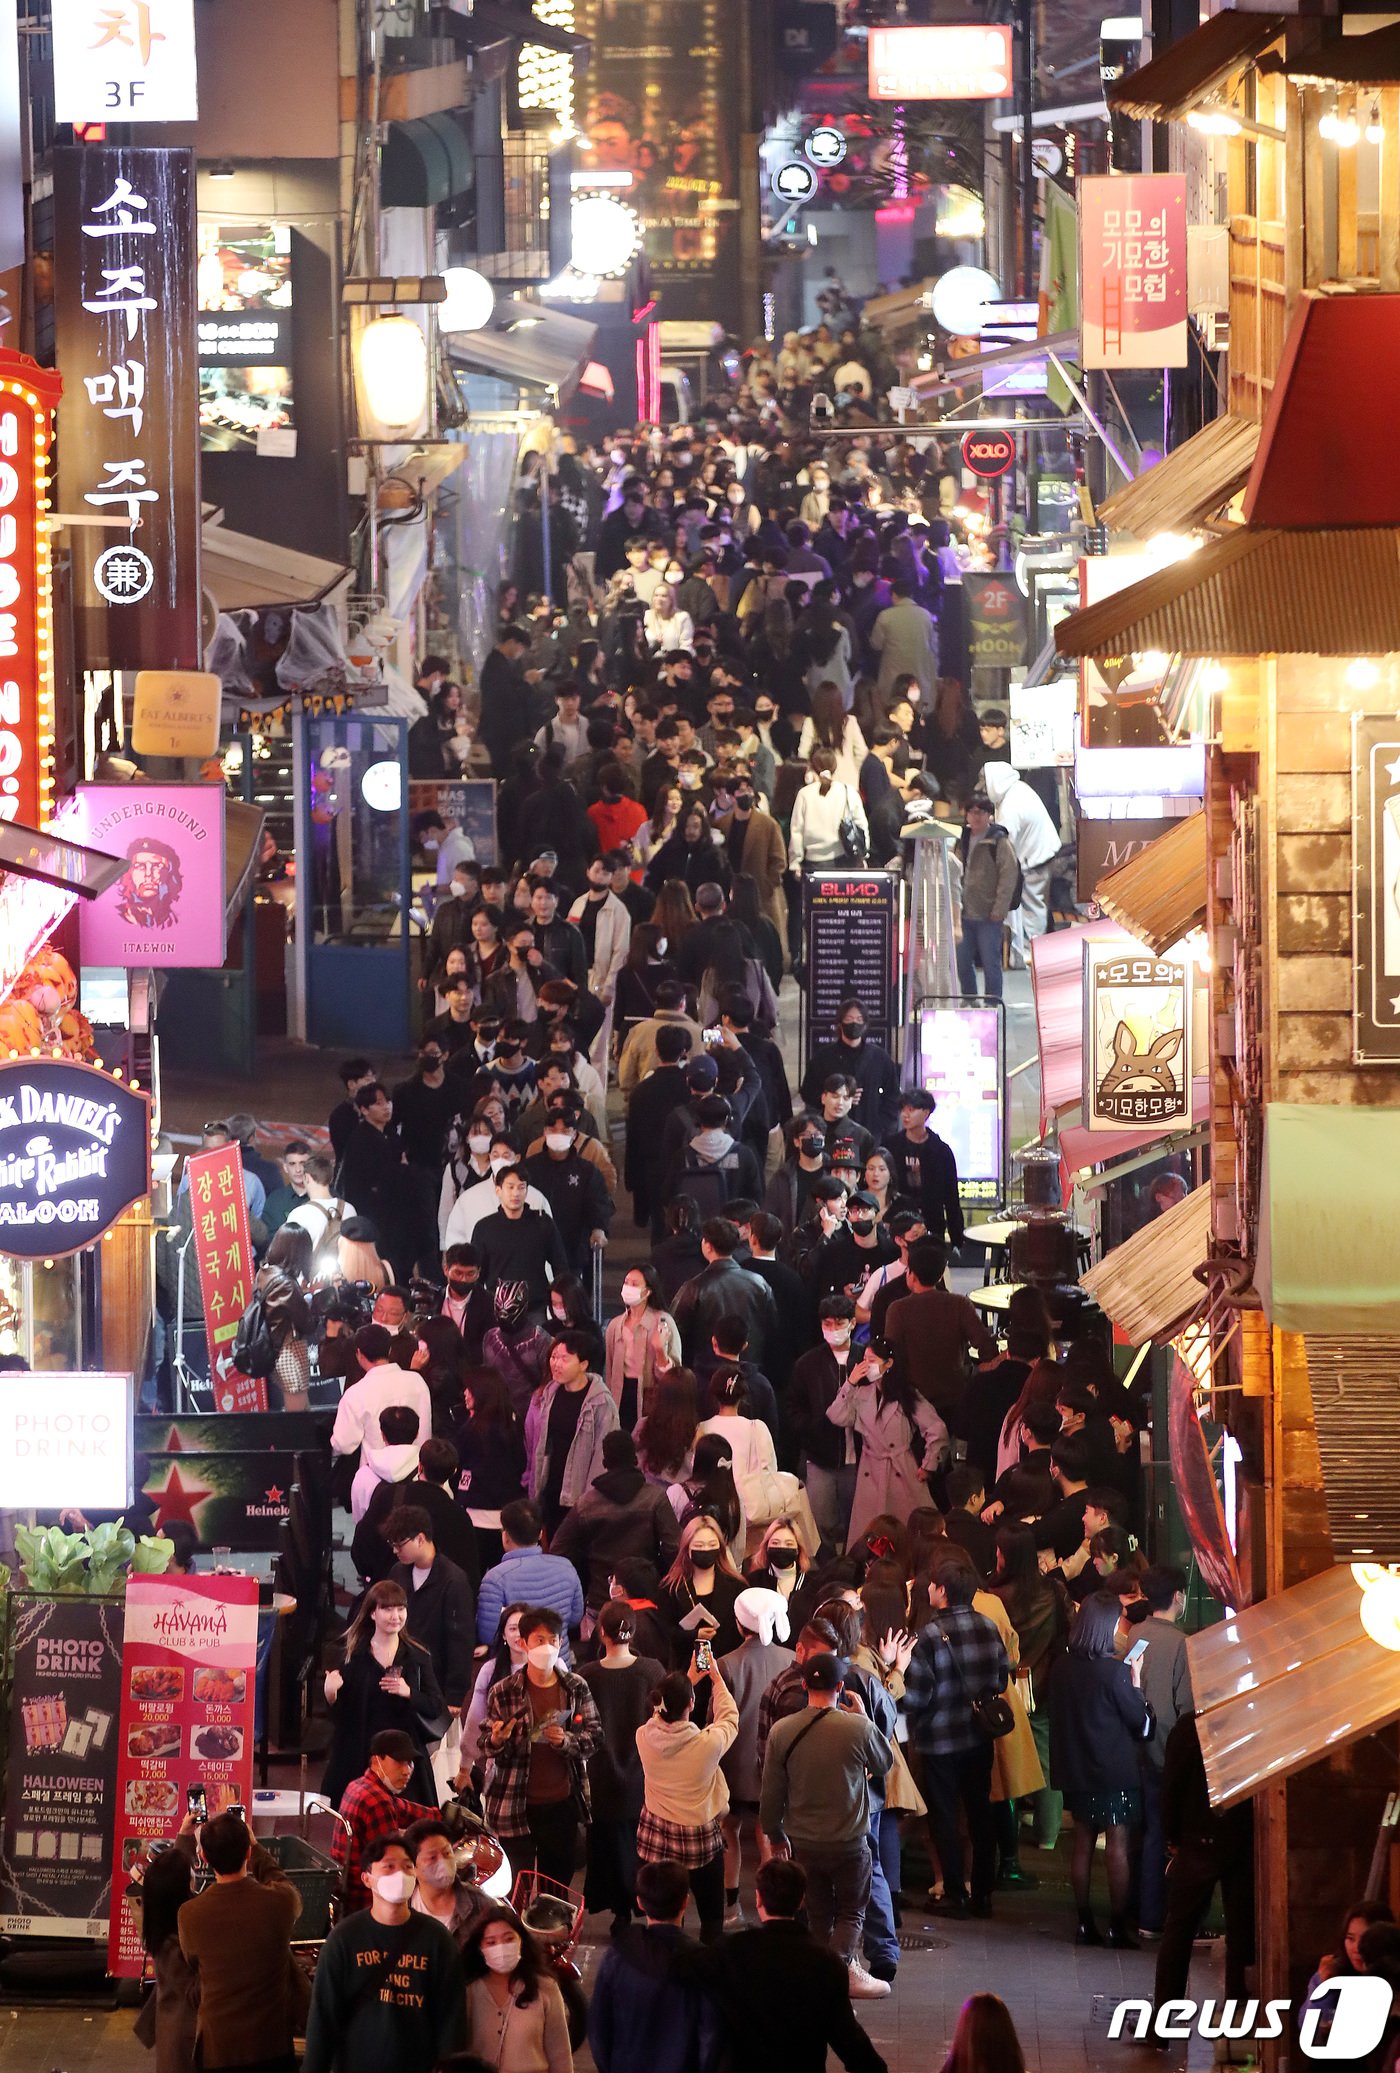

{"left": 52, "top": 0, "right": 199, "bottom": 123}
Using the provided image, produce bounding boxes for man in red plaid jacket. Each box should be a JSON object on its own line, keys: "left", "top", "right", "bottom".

{"left": 332, "top": 1729, "right": 437, "bottom": 1909}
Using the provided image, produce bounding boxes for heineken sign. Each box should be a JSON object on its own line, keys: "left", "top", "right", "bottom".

{"left": 0, "top": 1058, "right": 151, "bottom": 1257}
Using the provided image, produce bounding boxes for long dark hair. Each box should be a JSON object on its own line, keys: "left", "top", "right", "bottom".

{"left": 461, "top": 1365, "right": 518, "bottom": 1441}
{"left": 637, "top": 1369, "right": 699, "bottom": 1479}
{"left": 265, "top": 1225, "right": 313, "bottom": 1281}
{"left": 1068, "top": 1590, "right": 1125, "bottom": 1659}
{"left": 140, "top": 1842, "right": 193, "bottom": 1953}
{"left": 809, "top": 681, "right": 848, "bottom": 751}
{"left": 992, "top": 1524, "right": 1050, "bottom": 1628}
{"left": 461, "top": 1904, "right": 545, "bottom": 2004}
{"left": 729, "top": 872, "right": 764, "bottom": 936}
{"left": 685, "top": 1431, "right": 742, "bottom": 1546}
{"left": 940, "top": 1992, "right": 1028, "bottom": 2073}
{"left": 627, "top": 921, "right": 667, "bottom": 972}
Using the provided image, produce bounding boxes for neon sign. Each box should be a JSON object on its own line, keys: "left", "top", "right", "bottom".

{"left": 0, "top": 351, "right": 62, "bottom": 830}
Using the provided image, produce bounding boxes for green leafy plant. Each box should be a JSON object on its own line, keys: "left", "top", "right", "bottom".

{"left": 13, "top": 1523, "right": 174, "bottom": 1596}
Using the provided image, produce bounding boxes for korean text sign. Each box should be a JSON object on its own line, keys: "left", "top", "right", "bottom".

{"left": 0, "top": 350, "right": 61, "bottom": 828}
{"left": 53, "top": 146, "right": 201, "bottom": 672}
{"left": 0, "top": 1596, "right": 123, "bottom": 1939}
{"left": 0, "top": 1057, "right": 151, "bottom": 1258}
{"left": 1083, "top": 943, "right": 1192, "bottom": 1131}
{"left": 184, "top": 1144, "right": 265, "bottom": 1412}
{"left": 52, "top": 0, "right": 199, "bottom": 123}
{"left": 108, "top": 1574, "right": 258, "bottom": 1975}
{"left": 72, "top": 781, "right": 226, "bottom": 970}
{"left": 1080, "top": 173, "right": 1188, "bottom": 371}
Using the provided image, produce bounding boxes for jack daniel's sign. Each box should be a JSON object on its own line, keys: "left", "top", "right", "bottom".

{"left": 0, "top": 1058, "right": 151, "bottom": 1256}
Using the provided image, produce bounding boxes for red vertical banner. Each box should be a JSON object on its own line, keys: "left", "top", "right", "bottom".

{"left": 1079, "top": 172, "right": 1188, "bottom": 371}
{"left": 185, "top": 1144, "right": 266, "bottom": 1413}
{"left": 107, "top": 1573, "right": 259, "bottom": 1976}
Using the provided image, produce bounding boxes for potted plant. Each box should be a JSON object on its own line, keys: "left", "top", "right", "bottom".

{"left": 12, "top": 1521, "right": 175, "bottom": 1596}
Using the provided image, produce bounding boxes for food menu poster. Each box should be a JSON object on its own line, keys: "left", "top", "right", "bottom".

{"left": 107, "top": 1574, "right": 258, "bottom": 1977}
{"left": 0, "top": 1594, "right": 123, "bottom": 1939}
{"left": 802, "top": 869, "right": 899, "bottom": 1065}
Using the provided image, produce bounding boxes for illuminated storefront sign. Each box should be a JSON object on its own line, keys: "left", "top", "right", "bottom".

{"left": 52, "top": 0, "right": 198, "bottom": 122}
{"left": 53, "top": 146, "right": 201, "bottom": 671}
{"left": 0, "top": 351, "right": 61, "bottom": 831}
{"left": 868, "top": 24, "right": 1014, "bottom": 100}
{"left": 0, "top": 1056, "right": 152, "bottom": 1257}
{"left": 1080, "top": 172, "right": 1188, "bottom": 371}
{"left": 70, "top": 782, "right": 227, "bottom": 971}
{"left": 1083, "top": 942, "right": 1192, "bottom": 1131}
{"left": 196, "top": 221, "right": 294, "bottom": 454}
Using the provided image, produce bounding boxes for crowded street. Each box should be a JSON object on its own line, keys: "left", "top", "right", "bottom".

{"left": 4, "top": 1, "right": 1400, "bottom": 2071}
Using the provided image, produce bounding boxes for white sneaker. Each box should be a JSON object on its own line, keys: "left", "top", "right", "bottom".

{"left": 723, "top": 1902, "right": 746, "bottom": 1929}
{"left": 848, "top": 1961, "right": 892, "bottom": 2000}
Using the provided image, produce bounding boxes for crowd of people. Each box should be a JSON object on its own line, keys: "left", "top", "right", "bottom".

{"left": 133, "top": 418, "right": 1218, "bottom": 2073}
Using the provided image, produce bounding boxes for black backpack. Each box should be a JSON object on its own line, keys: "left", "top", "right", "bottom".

{"left": 231, "top": 1291, "right": 278, "bottom": 1378}
{"left": 680, "top": 1143, "right": 743, "bottom": 1222}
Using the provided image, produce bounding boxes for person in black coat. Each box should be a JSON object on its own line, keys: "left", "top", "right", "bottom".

{"left": 320, "top": 1580, "right": 447, "bottom": 1808}
{"left": 735, "top": 1211, "right": 814, "bottom": 1406}
{"left": 524, "top": 1119, "right": 614, "bottom": 1274}
{"left": 883, "top": 1089, "right": 964, "bottom": 1250}
{"left": 800, "top": 1003, "right": 901, "bottom": 1145}
{"left": 515, "top": 754, "right": 599, "bottom": 887}
{"left": 352, "top": 1439, "right": 481, "bottom": 1587}
{"left": 1047, "top": 1590, "right": 1154, "bottom": 1947}
{"left": 624, "top": 1028, "right": 694, "bottom": 1237}
{"left": 334, "top": 1083, "right": 413, "bottom": 1276}
{"left": 700, "top": 1857, "right": 886, "bottom": 2073}
{"left": 645, "top": 809, "right": 732, "bottom": 899}
{"left": 588, "top": 1856, "right": 720, "bottom": 2067}
{"left": 383, "top": 1506, "right": 476, "bottom": 1713}
{"left": 478, "top": 625, "right": 536, "bottom": 778}
{"left": 552, "top": 1432, "right": 682, "bottom": 1610}
{"left": 1153, "top": 1712, "right": 1255, "bottom": 2015}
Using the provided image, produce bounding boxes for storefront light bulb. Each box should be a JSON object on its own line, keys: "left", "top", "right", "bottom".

{"left": 1353, "top": 1562, "right": 1389, "bottom": 1589}
{"left": 929, "top": 265, "right": 1000, "bottom": 337}
{"left": 438, "top": 267, "right": 495, "bottom": 334}
{"left": 1335, "top": 108, "right": 1360, "bottom": 147}
{"left": 356, "top": 314, "right": 429, "bottom": 434}
{"left": 1359, "top": 1570, "right": 1400, "bottom": 1651}
{"left": 571, "top": 194, "right": 642, "bottom": 277}
{"left": 1347, "top": 657, "right": 1380, "bottom": 690}
{"left": 1367, "top": 102, "right": 1385, "bottom": 146}
{"left": 360, "top": 760, "right": 402, "bottom": 813}
{"left": 1319, "top": 105, "right": 1341, "bottom": 143}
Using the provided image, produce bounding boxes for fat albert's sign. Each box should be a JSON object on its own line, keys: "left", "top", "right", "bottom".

{"left": 0, "top": 1057, "right": 151, "bottom": 1257}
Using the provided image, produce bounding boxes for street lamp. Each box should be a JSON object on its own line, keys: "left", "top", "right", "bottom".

{"left": 355, "top": 314, "right": 429, "bottom": 435}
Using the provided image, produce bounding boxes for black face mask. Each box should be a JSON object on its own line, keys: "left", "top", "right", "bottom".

{"left": 690, "top": 1549, "right": 719, "bottom": 1572}
{"left": 848, "top": 1216, "right": 875, "bottom": 1236}
{"left": 767, "top": 1547, "right": 798, "bottom": 1571}
{"left": 800, "top": 1135, "right": 826, "bottom": 1158}
{"left": 840, "top": 1022, "right": 866, "bottom": 1042}
{"left": 734, "top": 793, "right": 754, "bottom": 811}
{"left": 446, "top": 1274, "right": 474, "bottom": 1293}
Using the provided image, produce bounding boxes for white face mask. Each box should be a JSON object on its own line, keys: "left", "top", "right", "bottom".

{"left": 544, "top": 1132, "right": 573, "bottom": 1153}
{"left": 822, "top": 1325, "right": 851, "bottom": 1347}
{"left": 527, "top": 1642, "right": 559, "bottom": 1673}
{"left": 489, "top": 1157, "right": 516, "bottom": 1177}
{"left": 620, "top": 1283, "right": 646, "bottom": 1307}
{"left": 374, "top": 1869, "right": 416, "bottom": 1904}
{"left": 483, "top": 1936, "right": 523, "bottom": 1974}
{"left": 468, "top": 1133, "right": 492, "bottom": 1156}
{"left": 419, "top": 1857, "right": 457, "bottom": 1891}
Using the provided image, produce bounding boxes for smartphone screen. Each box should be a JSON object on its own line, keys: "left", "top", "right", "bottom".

{"left": 186, "top": 1784, "right": 207, "bottom": 1820}
{"left": 1124, "top": 1637, "right": 1150, "bottom": 1665}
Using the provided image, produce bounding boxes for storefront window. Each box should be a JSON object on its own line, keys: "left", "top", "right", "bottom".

{"left": 308, "top": 719, "right": 409, "bottom": 949}
{"left": 0, "top": 1256, "right": 83, "bottom": 1370}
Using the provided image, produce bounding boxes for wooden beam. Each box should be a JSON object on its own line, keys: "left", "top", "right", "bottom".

{"left": 1382, "top": 88, "right": 1400, "bottom": 290}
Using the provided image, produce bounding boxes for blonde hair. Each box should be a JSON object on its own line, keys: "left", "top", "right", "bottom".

{"left": 752, "top": 1517, "right": 811, "bottom": 1574}
{"left": 661, "top": 1512, "right": 744, "bottom": 1593}
{"left": 338, "top": 1237, "right": 389, "bottom": 1291}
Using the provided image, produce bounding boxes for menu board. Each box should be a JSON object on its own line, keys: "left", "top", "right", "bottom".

{"left": 802, "top": 869, "right": 900, "bottom": 1066}
{"left": 908, "top": 999, "right": 1006, "bottom": 1210}
{"left": 108, "top": 1574, "right": 258, "bottom": 1977}
{"left": 0, "top": 1596, "right": 123, "bottom": 1939}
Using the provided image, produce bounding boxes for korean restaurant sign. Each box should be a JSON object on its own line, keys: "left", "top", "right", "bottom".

{"left": 0, "top": 350, "right": 62, "bottom": 830}
{"left": 183, "top": 1144, "right": 265, "bottom": 1414}
{"left": 868, "top": 24, "right": 1013, "bottom": 99}
{"left": 52, "top": 0, "right": 198, "bottom": 122}
{"left": 0, "top": 1057, "right": 151, "bottom": 1257}
{"left": 1080, "top": 173, "right": 1188, "bottom": 371}
{"left": 70, "top": 782, "right": 227, "bottom": 970}
{"left": 53, "top": 147, "right": 201, "bottom": 673}
{"left": 1083, "top": 941, "right": 1192, "bottom": 1132}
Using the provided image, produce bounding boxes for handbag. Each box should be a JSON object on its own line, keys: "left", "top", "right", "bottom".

{"left": 839, "top": 787, "right": 869, "bottom": 864}
{"left": 933, "top": 1624, "right": 1015, "bottom": 1740}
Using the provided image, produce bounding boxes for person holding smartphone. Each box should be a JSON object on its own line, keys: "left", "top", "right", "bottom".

{"left": 635, "top": 1655, "right": 738, "bottom": 1945}
{"left": 1046, "top": 1593, "right": 1154, "bottom": 1949}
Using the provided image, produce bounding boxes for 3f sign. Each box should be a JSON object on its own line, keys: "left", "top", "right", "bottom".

{"left": 52, "top": 0, "right": 200, "bottom": 125}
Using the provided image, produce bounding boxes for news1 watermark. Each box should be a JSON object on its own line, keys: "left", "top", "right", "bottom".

{"left": 1108, "top": 1979, "right": 1394, "bottom": 2058}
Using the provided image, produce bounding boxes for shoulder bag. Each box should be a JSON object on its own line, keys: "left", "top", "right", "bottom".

{"left": 932, "top": 1623, "right": 1014, "bottom": 1740}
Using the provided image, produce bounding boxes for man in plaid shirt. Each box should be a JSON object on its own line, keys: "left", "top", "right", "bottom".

{"left": 479, "top": 1606, "right": 601, "bottom": 1887}
{"left": 903, "top": 1552, "right": 1009, "bottom": 1920}
{"left": 332, "top": 1730, "right": 437, "bottom": 1910}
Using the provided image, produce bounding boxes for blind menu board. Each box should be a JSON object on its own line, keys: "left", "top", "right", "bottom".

{"left": 0, "top": 1595, "right": 123, "bottom": 1939}
{"left": 802, "top": 870, "right": 900, "bottom": 1064}
{"left": 108, "top": 1574, "right": 258, "bottom": 1976}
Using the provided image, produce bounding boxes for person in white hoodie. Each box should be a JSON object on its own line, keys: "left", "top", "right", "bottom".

{"left": 330, "top": 1323, "right": 434, "bottom": 1521}
{"left": 350, "top": 1401, "right": 426, "bottom": 1530}
{"left": 981, "top": 760, "right": 1061, "bottom": 961}
{"left": 635, "top": 1656, "right": 738, "bottom": 1944}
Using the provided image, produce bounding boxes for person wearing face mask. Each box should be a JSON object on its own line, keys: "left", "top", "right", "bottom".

{"left": 764, "top": 1113, "right": 829, "bottom": 1241}
{"left": 302, "top": 1833, "right": 465, "bottom": 2073}
{"left": 522, "top": 1112, "right": 613, "bottom": 1277}
{"left": 479, "top": 1606, "right": 602, "bottom": 1890}
{"left": 443, "top": 1140, "right": 553, "bottom": 1251}
{"left": 716, "top": 781, "right": 787, "bottom": 942}
{"left": 437, "top": 1112, "right": 495, "bottom": 1245}
{"left": 404, "top": 1815, "right": 488, "bottom": 1948}
{"left": 800, "top": 996, "right": 901, "bottom": 1146}
{"left": 827, "top": 1335, "right": 945, "bottom": 1545}
{"left": 604, "top": 1264, "right": 682, "bottom": 1434}
{"left": 813, "top": 1189, "right": 897, "bottom": 1305}
{"left": 434, "top": 1241, "right": 488, "bottom": 1351}
{"left": 786, "top": 1297, "right": 862, "bottom": 1554}
{"left": 567, "top": 854, "right": 632, "bottom": 1067}
{"left": 463, "top": 1907, "right": 574, "bottom": 2073}
{"left": 635, "top": 1656, "right": 739, "bottom": 1946}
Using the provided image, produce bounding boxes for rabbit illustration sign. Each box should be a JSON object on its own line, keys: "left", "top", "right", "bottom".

{"left": 1083, "top": 945, "right": 1192, "bottom": 1130}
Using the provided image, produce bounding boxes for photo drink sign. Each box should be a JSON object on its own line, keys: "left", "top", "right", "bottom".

{"left": 108, "top": 1573, "right": 259, "bottom": 1976}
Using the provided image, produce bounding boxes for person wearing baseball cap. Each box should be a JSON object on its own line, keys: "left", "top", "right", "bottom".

{"left": 331, "top": 1729, "right": 438, "bottom": 1910}
{"left": 758, "top": 1653, "right": 894, "bottom": 1999}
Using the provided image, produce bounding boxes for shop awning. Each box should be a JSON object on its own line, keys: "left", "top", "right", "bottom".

{"left": 1079, "top": 1187, "right": 1211, "bottom": 1342}
{"left": 1055, "top": 524, "right": 1400, "bottom": 660}
{"left": 448, "top": 300, "right": 597, "bottom": 402}
{"left": 202, "top": 519, "right": 353, "bottom": 615}
{"left": 1257, "top": 1102, "right": 1400, "bottom": 1333}
{"left": 1259, "top": 21, "right": 1400, "bottom": 88}
{"left": 910, "top": 329, "right": 1079, "bottom": 397}
{"left": 1106, "top": 9, "right": 1287, "bottom": 120}
{"left": 1094, "top": 810, "right": 1207, "bottom": 954}
{"left": 381, "top": 111, "right": 474, "bottom": 208}
{"left": 1098, "top": 414, "right": 1260, "bottom": 539}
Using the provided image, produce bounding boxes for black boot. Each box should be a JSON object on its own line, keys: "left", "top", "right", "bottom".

{"left": 1107, "top": 1914, "right": 1140, "bottom": 1950}
{"left": 1075, "top": 1910, "right": 1104, "bottom": 1945}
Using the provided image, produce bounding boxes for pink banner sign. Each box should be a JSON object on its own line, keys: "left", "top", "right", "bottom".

{"left": 1080, "top": 173, "right": 1188, "bottom": 371}
{"left": 72, "top": 783, "right": 226, "bottom": 970}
